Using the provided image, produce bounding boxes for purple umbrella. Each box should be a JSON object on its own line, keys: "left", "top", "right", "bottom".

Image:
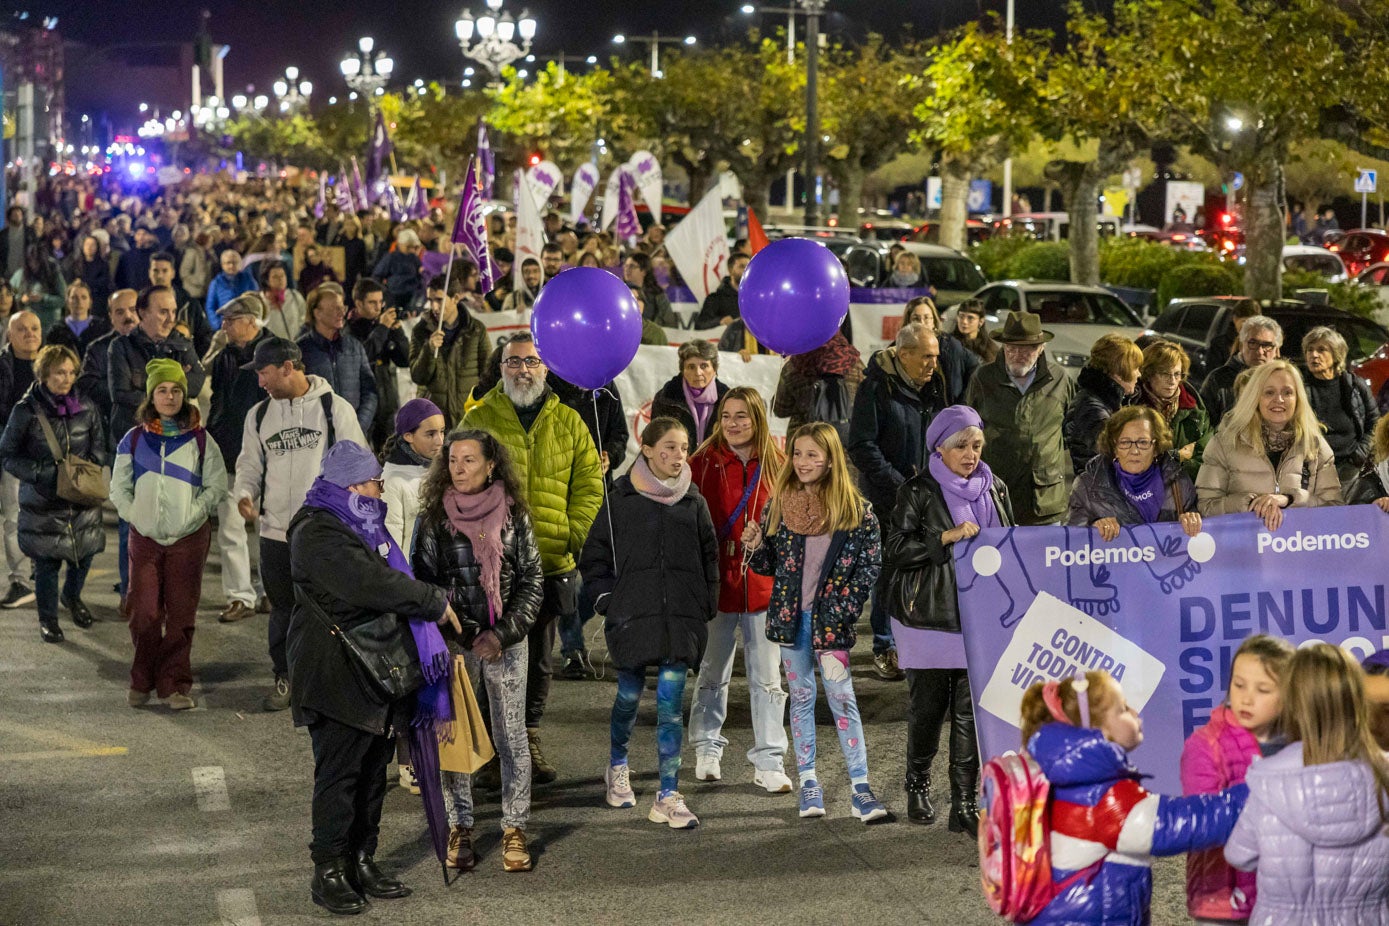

{"left": 406, "top": 724, "right": 455, "bottom": 885}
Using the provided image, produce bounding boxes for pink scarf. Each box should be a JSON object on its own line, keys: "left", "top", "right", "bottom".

{"left": 628, "top": 456, "right": 691, "bottom": 506}
{"left": 682, "top": 379, "right": 719, "bottom": 444}
{"left": 442, "top": 482, "right": 512, "bottom": 624}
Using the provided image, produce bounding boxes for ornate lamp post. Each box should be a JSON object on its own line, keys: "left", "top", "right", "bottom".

{"left": 456, "top": 0, "right": 537, "bottom": 78}
{"left": 272, "top": 66, "right": 313, "bottom": 114}
{"left": 339, "top": 36, "right": 394, "bottom": 114}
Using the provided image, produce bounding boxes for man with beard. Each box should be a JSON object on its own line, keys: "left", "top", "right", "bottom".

{"left": 964, "top": 311, "right": 1076, "bottom": 526}
{"left": 345, "top": 278, "right": 410, "bottom": 447}
{"left": 463, "top": 332, "right": 603, "bottom": 785}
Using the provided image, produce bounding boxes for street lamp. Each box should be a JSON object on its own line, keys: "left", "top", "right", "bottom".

{"left": 456, "top": 0, "right": 537, "bottom": 78}
{"left": 612, "top": 32, "right": 696, "bottom": 78}
{"left": 798, "top": 0, "right": 826, "bottom": 226}
{"left": 272, "top": 65, "right": 313, "bottom": 114}
{"left": 742, "top": 3, "right": 808, "bottom": 213}
{"left": 340, "top": 36, "right": 394, "bottom": 111}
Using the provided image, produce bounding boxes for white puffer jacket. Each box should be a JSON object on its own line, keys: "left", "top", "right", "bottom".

{"left": 382, "top": 458, "right": 428, "bottom": 556}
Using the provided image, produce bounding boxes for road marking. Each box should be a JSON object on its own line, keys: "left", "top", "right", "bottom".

{"left": 0, "top": 747, "right": 128, "bottom": 761}
{"left": 216, "top": 888, "right": 261, "bottom": 926}
{"left": 0, "top": 718, "right": 127, "bottom": 759}
{"left": 192, "top": 766, "right": 231, "bottom": 812}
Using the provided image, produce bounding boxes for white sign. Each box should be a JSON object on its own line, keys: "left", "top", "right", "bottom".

{"left": 601, "top": 169, "right": 622, "bottom": 231}
{"left": 1122, "top": 167, "right": 1143, "bottom": 191}
{"left": 1356, "top": 169, "right": 1378, "bottom": 194}
{"left": 627, "top": 150, "right": 664, "bottom": 218}
{"left": 513, "top": 170, "right": 545, "bottom": 295}
{"left": 1163, "top": 180, "right": 1204, "bottom": 226}
{"left": 926, "top": 177, "right": 943, "bottom": 211}
{"left": 570, "top": 162, "right": 600, "bottom": 227}
{"left": 665, "top": 185, "right": 730, "bottom": 305}
{"left": 525, "top": 159, "right": 562, "bottom": 206}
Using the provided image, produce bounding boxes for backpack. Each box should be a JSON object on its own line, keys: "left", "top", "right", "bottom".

{"left": 254, "top": 392, "right": 336, "bottom": 449}
{"left": 979, "top": 751, "right": 1099, "bottom": 923}
{"left": 808, "top": 374, "right": 852, "bottom": 441}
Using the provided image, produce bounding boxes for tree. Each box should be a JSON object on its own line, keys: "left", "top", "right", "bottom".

{"left": 221, "top": 112, "right": 329, "bottom": 168}
{"left": 819, "top": 36, "right": 929, "bottom": 219}
{"left": 913, "top": 22, "right": 1043, "bottom": 250}
{"left": 377, "top": 86, "right": 491, "bottom": 183}
{"left": 1283, "top": 138, "right": 1389, "bottom": 214}
{"left": 488, "top": 63, "right": 619, "bottom": 175}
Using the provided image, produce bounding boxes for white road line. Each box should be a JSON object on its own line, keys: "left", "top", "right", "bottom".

{"left": 192, "top": 766, "right": 231, "bottom": 812}
{"left": 215, "top": 888, "right": 262, "bottom": 926}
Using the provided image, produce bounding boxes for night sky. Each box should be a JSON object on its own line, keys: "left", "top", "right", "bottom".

{"left": 26, "top": 0, "right": 1103, "bottom": 119}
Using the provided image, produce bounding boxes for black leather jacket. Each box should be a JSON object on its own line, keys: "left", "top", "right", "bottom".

{"left": 884, "top": 469, "right": 1013, "bottom": 632}
{"left": 410, "top": 506, "right": 544, "bottom": 652}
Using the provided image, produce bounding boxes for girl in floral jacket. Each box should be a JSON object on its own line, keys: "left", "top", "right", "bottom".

{"left": 745, "top": 422, "right": 886, "bottom": 823}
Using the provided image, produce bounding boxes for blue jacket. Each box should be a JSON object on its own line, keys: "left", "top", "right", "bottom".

{"left": 1027, "top": 723, "right": 1247, "bottom": 926}
{"left": 296, "top": 328, "right": 377, "bottom": 435}
{"left": 204, "top": 269, "right": 258, "bottom": 329}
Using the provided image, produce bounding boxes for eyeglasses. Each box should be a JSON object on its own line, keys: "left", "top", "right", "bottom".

{"left": 1116, "top": 439, "right": 1154, "bottom": 451}
{"left": 1150, "top": 370, "right": 1183, "bottom": 382}
{"left": 502, "top": 357, "right": 544, "bottom": 370}
{"left": 1247, "top": 339, "right": 1278, "bottom": 353}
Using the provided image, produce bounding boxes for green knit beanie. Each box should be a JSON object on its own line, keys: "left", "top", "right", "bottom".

{"left": 145, "top": 357, "right": 188, "bottom": 398}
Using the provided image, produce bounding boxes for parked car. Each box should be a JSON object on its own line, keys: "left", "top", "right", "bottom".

{"left": 858, "top": 219, "right": 915, "bottom": 242}
{"left": 1353, "top": 263, "right": 1389, "bottom": 323}
{"left": 1282, "top": 244, "right": 1347, "bottom": 282}
{"left": 1148, "top": 296, "right": 1389, "bottom": 385}
{"left": 897, "top": 242, "right": 987, "bottom": 307}
{"left": 966, "top": 280, "right": 1150, "bottom": 373}
{"left": 904, "top": 219, "right": 993, "bottom": 247}
{"left": 1123, "top": 225, "right": 1211, "bottom": 252}
{"left": 988, "top": 212, "right": 1122, "bottom": 242}
{"left": 1329, "top": 229, "right": 1389, "bottom": 276}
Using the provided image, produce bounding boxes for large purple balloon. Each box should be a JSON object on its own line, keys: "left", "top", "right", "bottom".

{"left": 738, "top": 237, "right": 850, "bottom": 355}
{"left": 530, "top": 267, "right": 643, "bottom": 390}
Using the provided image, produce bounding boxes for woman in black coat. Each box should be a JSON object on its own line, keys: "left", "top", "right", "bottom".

{"left": 65, "top": 233, "right": 112, "bottom": 316}
{"left": 285, "top": 441, "right": 457, "bottom": 915}
{"left": 1300, "top": 325, "right": 1379, "bottom": 484}
{"left": 649, "top": 339, "right": 730, "bottom": 449}
{"left": 0, "top": 344, "right": 106, "bottom": 643}
{"left": 580, "top": 416, "right": 719, "bottom": 829}
{"left": 1063, "top": 333, "right": 1143, "bottom": 472}
{"left": 411, "top": 428, "right": 544, "bottom": 874}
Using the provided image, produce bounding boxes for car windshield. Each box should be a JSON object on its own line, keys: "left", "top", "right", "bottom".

{"left": 1285, "top": 254, "right": 1343, "bottom": 277}
{"left": 922, "top": 257, "right": 986, "bottom": 292}
{"left": 1274, "top": 312, "right": 1389, "bottom": 363}
{"left": 1024, "top": 290, "right": 1142, "bottom": 326}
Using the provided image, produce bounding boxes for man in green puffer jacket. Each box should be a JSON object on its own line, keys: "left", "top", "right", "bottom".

{"left": 463, "top": 331, "right": 603, "bottom": 784}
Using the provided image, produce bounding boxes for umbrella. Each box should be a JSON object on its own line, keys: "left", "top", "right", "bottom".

{"left": 406, "top": 723, "right": 455, "bottom": 886}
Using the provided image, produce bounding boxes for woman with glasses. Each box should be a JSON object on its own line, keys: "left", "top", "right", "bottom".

{"left": 1134, "top": 339, "right": 1212, "bottom": 479}
{"left": 1299, "top": 325, "right": 1379, "bottom": 484}
{"left": 1068, "top": 405, "right": 1203, "bottom": 539}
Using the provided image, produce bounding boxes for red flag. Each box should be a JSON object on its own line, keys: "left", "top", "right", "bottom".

{"left": 747, "top": 207, "right": 770, "bottom": 255}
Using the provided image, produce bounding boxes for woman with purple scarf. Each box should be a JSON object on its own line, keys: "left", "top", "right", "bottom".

{"left": 411, "top": 429, "right": 544, "bottom": 874}
{"left": 650, "top": 340, "right": 729, "bottom": 448}
{"left": 883, "top": 405, "right": 1014, "bottom": 837}
{"left": 285, "top": 441, "right": 461, "bottom": 916}
{"left": 1067, "top": 405, "right": 1202, "bottom": 541}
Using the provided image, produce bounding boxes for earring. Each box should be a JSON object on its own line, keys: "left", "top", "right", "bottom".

{"left": 486, "top": 470, "right": 495, "bottom": 485}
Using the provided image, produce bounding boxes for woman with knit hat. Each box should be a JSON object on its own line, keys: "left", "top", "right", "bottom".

{"left": 411, "top": 429, "right": 544, "bottom": 872}
{"left": 111, "top": 357, "right": 228, "bottom": 710}
{"left": 883, "top": 405, "right": 1013, "bottom": 835}
{"left": 381, "top": 398, "right": 446, "bottom": 556}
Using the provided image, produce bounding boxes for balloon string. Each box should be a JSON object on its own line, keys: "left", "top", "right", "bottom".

{"left": 595, "top": 390, "right": 617, "bottom": 573}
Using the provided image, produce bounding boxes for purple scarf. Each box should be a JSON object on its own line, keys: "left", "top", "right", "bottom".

{"left": 682, "top": 379, "right": 719, "bottom": 444}
{"left": 929, "top": 453, "right": 1000, "bottom": 530}
{"left": 303, "top": 477, "right": 452, "bottom": 727}
{"left": 43, "top": 386, "right": 83, "bottom": 418}
{"left": 1112, "top": 461, "right": 1164, "bottom": 524}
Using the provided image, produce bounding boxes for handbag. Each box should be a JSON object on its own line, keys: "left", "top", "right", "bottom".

{"left": 438, "top": 655, "right": 496, "bottom": 774}
{"left": 33, "top": 408, "right": 108, "bottom": 507}
{"left": 295, "top": 587, "right": 425, "bottom": 701}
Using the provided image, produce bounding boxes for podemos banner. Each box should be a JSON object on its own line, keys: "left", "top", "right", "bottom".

{"left": 954, "top": 506, "right": 1389, "bottom": 794}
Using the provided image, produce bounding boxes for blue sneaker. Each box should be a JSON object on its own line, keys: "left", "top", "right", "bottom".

{"left": 798, "top": 780, "right": 826, "bottom": 818}
{"left": 850, "top": 783, "right": 889, "bottom": 823}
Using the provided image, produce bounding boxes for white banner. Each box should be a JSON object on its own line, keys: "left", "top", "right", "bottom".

{"left": 628, "top": 150, "right": 664, "bottom": 218}
{"left": 601, "top": 169, "right": 622, "bottom": 231}
{"left": 570, "top": 162, "right": 600, "bottom": 227}
{"left": 526, "top": 159, "right": 562, "bottom": 207}
{"left": 513, "top": 170, "right": 545, "bottom": 296}
{"left": 665, "top": 185, "right": 730, "bottom": 305}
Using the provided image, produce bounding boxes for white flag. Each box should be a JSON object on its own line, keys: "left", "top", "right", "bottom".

{"left": 514, "top": 169, "right": 545, "bottom": 297}
{"left": 628, "top": 150, "right": 664, "bottom": 218}
{"left": 665, "top": 185, "right": 730, "bottom": 305}
{"left": 526, "top": 159, "right": 562, "bottom": 208}
{"left": 601, "top": 169, "right": 622, "bottom": 231}
{"left": 570, "top": 162, "right": 600, "bottom": 226}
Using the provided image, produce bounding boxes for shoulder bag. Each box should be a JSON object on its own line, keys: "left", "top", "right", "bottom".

{"left": 294, "top": 586, "right": 424, "bottom": 702}
{"left": 33, "top": 408, "right": 108, "bottom": 507}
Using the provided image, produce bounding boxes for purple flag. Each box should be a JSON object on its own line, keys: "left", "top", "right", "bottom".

{"left": 351, "top": 157, "right": 369, "bottom": 211}
{"left": 314, "top": 173, "right": 327, "bottom": 219}
{"left": 452, "top": 157, "right": 497, "bottom": 293}
{"left": 366, "top": 111, "right": 393, "bottom": 190}
{"left": 477, "top": 118, "right": 495, "bottom": 201}
{"left": 616, "top": 168, "right": 641, "bottom": 243}
{"left": 407, "top": 176, "right": 430, "bottom": 220}
{"left": 387, "top": 184, "right": 407, "bottom": 222}
{"left": 334, "top": 169, "right": 355, "bottom": 213}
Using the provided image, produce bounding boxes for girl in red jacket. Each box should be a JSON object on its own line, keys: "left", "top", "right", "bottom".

{"left": 1181, "top": 634, "right": 1294, "bottom": 923}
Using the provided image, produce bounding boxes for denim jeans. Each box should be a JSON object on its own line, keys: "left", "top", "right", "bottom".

{"left": 689, "top": 610, "right": 788, "bottom": 772}
{"left": 34, "top": 554, "right": 94, "bottom": 623}
{"left": 442, "top": 641, "right": 531, "bottom": 831}
{"left": 611, "top": 662, "right": 687, "bottom": 794}
{"left": 558, "top": 580, "right": 597, "bottom": 655}
{"left": 782, "top": 611, "right": 868, "bottom": 782}
{"left": 868, "top": 573, "right": 895, "bottom": 655}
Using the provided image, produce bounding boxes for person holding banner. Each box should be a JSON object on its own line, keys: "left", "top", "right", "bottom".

{"left": 688, "top": 388, "right": 791, "bottom": 792}
{"left": 885, "top": 405, "right": 1013, "bottom": 834}
{"left": 1196, "top": 360, "right": 1340, "bottom": 530}
{"left": 1346, "top": 415, "right": 1389, "bottom": 512}
{"left": 744, "top": 423, "right": 888, "bottom": 823}
{"left": 693, "top": 252, "right": 749, "bottom": 330}
{"left": 651, "top": 341, "right": 730, "bottom": 448}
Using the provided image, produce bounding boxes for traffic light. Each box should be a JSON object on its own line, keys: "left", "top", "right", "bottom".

{"left": 527, "top": 153, "right": 541, "bottom": 167}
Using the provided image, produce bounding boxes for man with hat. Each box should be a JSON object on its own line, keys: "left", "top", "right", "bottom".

{"left": 233, "top": 336, "right": 366, "bottom": 711}
{"left": 964, "top": 310, "right": 1076, "bottom": 526}
{"left": 208, "top": 294, "right": 272, "bottom": 624}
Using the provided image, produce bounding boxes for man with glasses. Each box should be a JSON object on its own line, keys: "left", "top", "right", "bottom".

{"left": 463, "top": 332, "right": 603, "bottom": 786}
{"left": 1200, "top": 315, "right": 1283, "bottom": 428}
{"left": 297, "top": 282, "right": 377, "bottom": 438}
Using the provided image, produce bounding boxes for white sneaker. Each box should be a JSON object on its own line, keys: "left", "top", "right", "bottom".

{"left": 649, "top": 790, "right": 699, "bottom": 829}
{"left": 695, "top": 755, "right": 722, "bottom": 782}
{"left": 753, "top": 768, "right": 794, "bottom": 793}
{"left": 605, "top": 763, "right": 636, "bottom": 808}
{"left": 398, "top": 764, "right": 420, "bottom": 795}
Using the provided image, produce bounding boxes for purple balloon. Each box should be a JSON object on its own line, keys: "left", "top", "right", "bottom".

{"left": 738, "top": 237, "right": 850, "bottom": 355}
{"left": 530, "top": 267, "right": 643, "bottom": 390}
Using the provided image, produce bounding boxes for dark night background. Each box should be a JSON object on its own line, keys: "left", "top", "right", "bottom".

{"left": 6, "top": 0, "right": 1109, "bottom": 121}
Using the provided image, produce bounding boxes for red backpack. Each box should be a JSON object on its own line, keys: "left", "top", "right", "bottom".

{"left": 978, "top": 751, "right": 1098, "bottom": 923}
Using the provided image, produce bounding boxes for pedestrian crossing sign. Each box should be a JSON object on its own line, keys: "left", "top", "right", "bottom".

{"left": 1356, "top": 169, "right": 1377, "bottom": 194}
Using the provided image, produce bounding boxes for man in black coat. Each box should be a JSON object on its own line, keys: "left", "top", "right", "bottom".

{"left": 150, "top": 250, "right": 212, "bottom": 357}
{"left": 1200, "top": 315, "right": 1282, "bottom": 428}
{"left": 75, "top": 289, "right": 139, "bottom": 450}
{"left": 693, "top": 252, "right": 750, "bottom": 329}
{"left": 286, "top": 441, "right": 458, "bottom": 916}
{"left": 115, "top": 225, "right": 158, "bottom": 290}
{"left": 107, "top": 286, "right": 206, "bottom": 444}
{"left": 346, "top": 278, "right": 410, "bottom": 448}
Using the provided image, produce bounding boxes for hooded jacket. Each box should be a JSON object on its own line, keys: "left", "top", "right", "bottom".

{"left": 231, "top": 375, "right": 367, "bottom": 542}
{"left": 111, "top": 417, "right": 228, "bottom": 546}
{"left": 1180, "top": 705, "right": 1262, "bottom": 920}
{"left": 381, "top": 445, "right": 428, "bottom": 555}
{"left": 1225, "top": 741, "right": 1389, "bottom": 925}
{"left": 847, "top": 347, "right": 948, "bottom": 519}
{"left": 1027, "top": 723, "right": 1247, "bottom": 926}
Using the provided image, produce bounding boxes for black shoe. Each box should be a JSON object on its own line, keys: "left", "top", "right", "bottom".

{"left": 2, "top": 581, "right": 35, "bottom": 609}
{"left": 350, "top": 851, "right": 411, "bottom": 899}
{"left": 558, "top": 650, "right": 593, "bottom": 680}
{"left": 39, "top": 619, "right": 64, "bottom": 644}
{"left": 948, "top": 795, "right": 980, "bottom": 837}
{"left": 311, "top": 859, "right": 366, "bottom": 916}
{"left": 63, "top": 596, "right": 94, "bottom": 629}
{"left": 905, "top": 772, "right": 936, "bottom": 825}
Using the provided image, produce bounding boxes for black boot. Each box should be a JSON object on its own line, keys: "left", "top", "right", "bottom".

{"left": 351, "top": 850, "right": 412, "bottom": 899}
{"left": 63, "top": 596, "right": 93, "bottom": 629}
{"left": 311, "top": 859, "right": 366, "bottom": 916}
{"left": 905, "top": 771, "right": 936, "bottom": 825}
{"left": 39, "top": 618, "right": 63, "bottom": 644}
{"left": 946, "top": 670, "right": 980, "bottom": 838}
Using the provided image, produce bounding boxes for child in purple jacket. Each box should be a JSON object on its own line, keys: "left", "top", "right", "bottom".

{"left": 1181, "top": 634, "right": 1294, "bottom": 923}
{"left": 1225, "top": 642, "right": 1389, "bottom": 926}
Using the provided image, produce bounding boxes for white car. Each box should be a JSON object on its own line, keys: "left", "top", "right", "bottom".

{"left": 963, "top": 281, "right": 1151, "bottom": 374}
{"left": 1283, "top": 244, "right": 1347, "bottom": 282}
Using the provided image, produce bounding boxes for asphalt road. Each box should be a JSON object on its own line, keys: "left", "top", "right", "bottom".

{"left": 0, "top": 518, "right": 1192, "bottom": 925}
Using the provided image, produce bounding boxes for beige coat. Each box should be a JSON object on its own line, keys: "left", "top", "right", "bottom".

{"left": 1195, "top": 427, "right": 1341, "bottom": 516}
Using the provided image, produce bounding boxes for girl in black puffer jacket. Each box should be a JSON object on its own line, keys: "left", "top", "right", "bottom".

{"left": 581, "top": 417, "right": 719, "bottom": 830}
{"left": 411, "top": 429, "right": 544, "bottom": 873}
